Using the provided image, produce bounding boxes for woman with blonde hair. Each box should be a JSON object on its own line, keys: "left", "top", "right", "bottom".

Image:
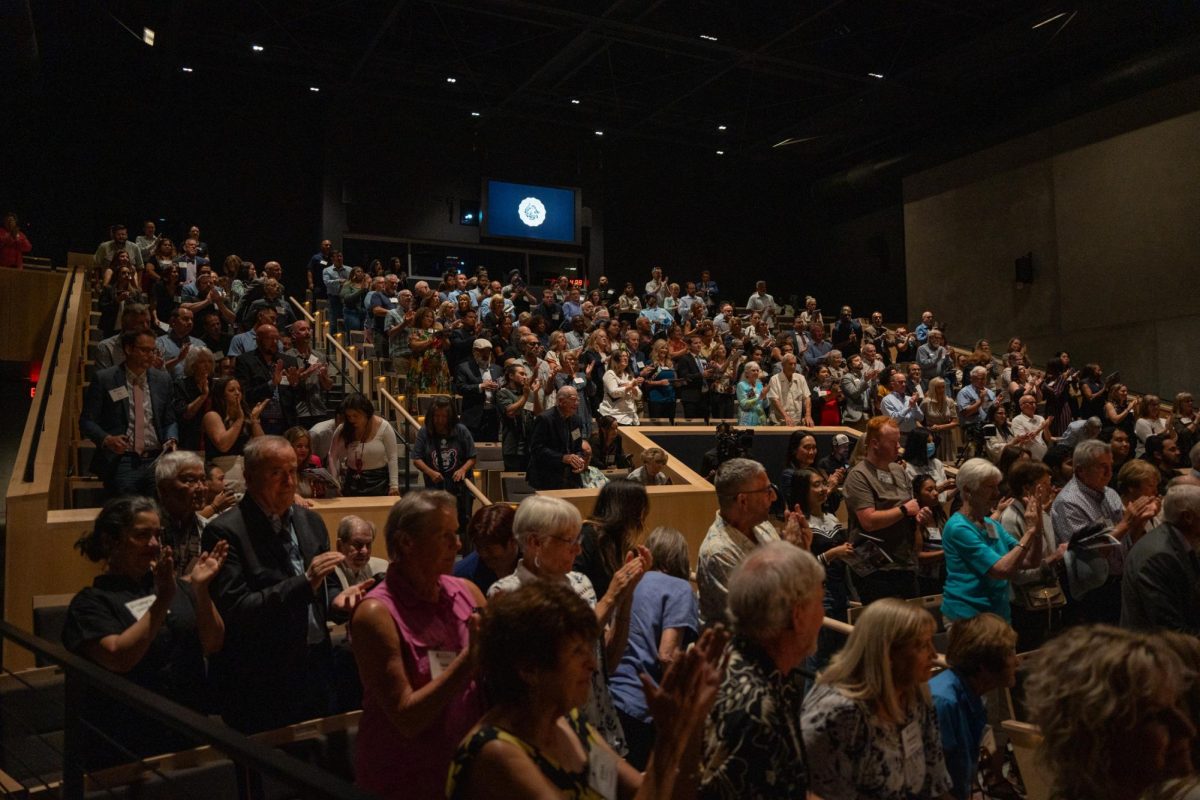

{"left": 921, "top": 376, "right": 960, "bottom": 462}
{"left": 1133, "top": 393, "right": 1170, "bottom": 458}
{"left": 802, "top": 597, "right": 952, "bottom": 800}
{"left": 1025, "top": 625, "right": 1196, "bottom": 800}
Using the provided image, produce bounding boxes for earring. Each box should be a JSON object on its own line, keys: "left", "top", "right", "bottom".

{"left": 534, "top": 554, "right": 542, "bottom": 570}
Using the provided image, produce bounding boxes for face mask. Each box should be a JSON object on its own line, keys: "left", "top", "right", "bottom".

{"left": 926, "top": 443, "right": 937, "bottom": 458}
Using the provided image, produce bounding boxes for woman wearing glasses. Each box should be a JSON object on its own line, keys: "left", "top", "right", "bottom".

{"left": 488, "top": 495, "right": 651, "bottom": 756}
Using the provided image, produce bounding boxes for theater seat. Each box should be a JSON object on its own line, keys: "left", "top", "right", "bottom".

{"left": 501, "top": 474, "right": 535, "bottom": 503}
{"left": 85, "top": 760, "right": 240, "bottom": 799}
{"left": 1000, "top": 720, "right": 1051, "bottom": 800}
{"left": 33, "top": 594, "right": 75, "bottom": 664}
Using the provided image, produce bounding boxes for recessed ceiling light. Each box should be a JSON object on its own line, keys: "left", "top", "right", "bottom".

{"left": 717, "top": 124, "right": 727, "bottom": 131}
{"left": 143, "top": 27, "right": 155, "bottom": 46}
{"left": 1032, "top": 11, "right": 1067, "bottom": 29}
{"left": 309, "top": 86, "right": 320, "bottom": 92}
{"left": 446, "top": 77, "right": 457, "bottom": 83}
{"left": 716, "top": 150, "right": 725, "bottom": 155}
{"left": 252, "top": 44, "right": 264, "bottom": 52}
{"left": 180, "top": 66, "right": 193, "bottom": 72}
{"left": 867, "top": 72, "right": 885, "bottom": 79}
{"left": 699, "top": 34, "right": 719, "bottom": 41}
{"left": 570, "top": 99, "right": 581, "bottom": 105}
{"left": 470, "top": 111, "right": 481, "bottom": 117}
{"left": 594, "top": 130, "right": 604, "bottom": 137}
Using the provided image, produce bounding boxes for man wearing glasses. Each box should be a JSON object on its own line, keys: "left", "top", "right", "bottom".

{"left": 697, "top": 458, "right": 812, "bottom": 626}
{"left": 80, "top": 330, "right": 178, "bottom": 497}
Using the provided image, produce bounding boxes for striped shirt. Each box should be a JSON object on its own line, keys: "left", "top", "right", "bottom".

{"left": 1049, "top": 476, "right": 1127, "bottom": 575}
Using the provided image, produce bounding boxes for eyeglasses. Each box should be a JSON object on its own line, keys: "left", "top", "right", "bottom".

{"left": 176, "top": 475, "right": 206, "bottom": 485}
{"left": 736, "top": 483, "right": 778, "bottom": 498}
{"left": 544, "top": 532, "right": 583, "bottom": 547}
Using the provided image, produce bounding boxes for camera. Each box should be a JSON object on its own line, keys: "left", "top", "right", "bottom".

{"left": 702, "top": 422, "right": 755, "bottom": 479}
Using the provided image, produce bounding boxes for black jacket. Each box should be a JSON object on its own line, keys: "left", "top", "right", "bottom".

{"left": 201, "top": 497, "right": 333, "bottom": 731}
{"left": 1120, "top": 523, "right": 1200, "bottom": 635}
{"left": 526, "top": 408, "right": 585, "bottom": 490}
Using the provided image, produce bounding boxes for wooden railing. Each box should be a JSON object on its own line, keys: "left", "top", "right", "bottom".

{"left": 325, "top": 332, "right": 370, "bottom": 397}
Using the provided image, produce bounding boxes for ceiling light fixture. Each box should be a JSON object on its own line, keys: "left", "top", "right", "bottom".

{"left": 143, "top": 27, "right": 155, "bottom": 46}
{"left": 470, "top": 111, "right": 481, "bottom": 117}
{"left": 446, "top": 77, "right": 457, "bottom": 83}
{"left": 699, "top": 34, "right": 719, "bottom": 41}
{"left": 717, "top": 124, "right": 727, "bottom": 131}
{"left": 1032, "top": 11, "right": 1067, "bottom": 28}
{"left": 867, "top": 72, "right": 884, "bottom": 79}
{"left": 716, "top": 150, "right": 725, "bottom": 155}
{"left": 180, "top": 66, "right": 193, "bottom": 72}
{"left": 252, "top": 44, "right": 264, "bottom": 52}
{"left": 594, "top": 130, "right": 604, "bottom": 137}
{"left": 309, "top": 86, "right": 320, "bottom": 92}
{"left": 570, "top": 99, "right": 581, "bottom": 105}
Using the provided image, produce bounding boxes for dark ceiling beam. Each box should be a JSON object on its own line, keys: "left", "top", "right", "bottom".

{"left": 346, "top": 0, "right": 408, "bottom": 84}
{"left": 418, "top": 0, "right": 873, "bottom": 86}
{"left": 621, "top": 0, "right": 855, "bottom": 135}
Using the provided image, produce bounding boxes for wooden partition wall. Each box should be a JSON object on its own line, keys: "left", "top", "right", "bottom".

{"left": 549, "top": 424, "right": 862, "bottom": 563}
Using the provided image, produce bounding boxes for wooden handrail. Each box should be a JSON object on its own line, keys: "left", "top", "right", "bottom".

{"left": 326, "top": 333, "right": 363, "bottom": 374}
{"left": 377, "top": 385, "right": 422, "bottom": 432}
{"left": 289, "top": 295, "right": 316, "bottom": 324}
{"left": 464, "top": 477, "right": 491, "bottom": 507}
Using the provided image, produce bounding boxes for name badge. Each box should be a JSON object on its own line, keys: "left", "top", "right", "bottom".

{"left": 876, "top": 471, "right": 893, "bottom": 486}
{"left": 427, "top": 649, "right": 458, "bottom": 680}
{"left": 570, "top": 429, "right": 581, "bottom": 441}
{"left": 212, "top": 351, "right": 225, "bottom": 361}
{"left": 109, "top": 385, "right": 130, "bottom": 402}
{"left": 926, "top": 526, "right": 942, "bottom": 543}
{"left": 901, "top": 719, "right": 926, "bottom": 788}
{"left": 588, "top": 746, "right": 619, "bottom": 799}
{"left": 125, "top": 595, "right": 157, "bottom": 621}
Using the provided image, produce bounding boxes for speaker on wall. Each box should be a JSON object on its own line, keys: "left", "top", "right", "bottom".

{"left": 1015, "top": 253, "right": 1033, "bottom": 285}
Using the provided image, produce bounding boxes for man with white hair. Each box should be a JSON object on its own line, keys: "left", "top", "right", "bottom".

{"left": 956, "top": 366, "right": 996, "bottom": 453}
{"left": 766, "top": 353, "right": 812, "bottom": 426}
{"left": 701, "top": 542, "right": 824, "bottom": 798}
{"left": 697, "top": 458, "right": 812, "bottom": 626}
{"left": 1120, "top": 483, "right": 1200, "bottom": 634}
{"left": 1057, "top": 416, "right": 1102, "bottom": 450}
{"left": 1051, "top": 439, "right": 1157, "bottom": 624}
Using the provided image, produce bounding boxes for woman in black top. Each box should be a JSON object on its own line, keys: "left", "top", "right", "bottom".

{"left": 590, "top": 414, "right": 630, "bottom": 470}
{"left": 790, "top": 468, "right": 854, "bottom": 670}
{"left": 574, "top": 479, "right": 649, "bottom": 598}
{"left": 63, "top": 497, "right": 227, "bottom": 767}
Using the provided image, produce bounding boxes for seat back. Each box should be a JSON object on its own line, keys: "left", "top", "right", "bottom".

{"left": 501, "top": 473, "right": 536, "bottom": 503}
{"left": 1000, "top": 720, "right": 1052, "bottom": 800}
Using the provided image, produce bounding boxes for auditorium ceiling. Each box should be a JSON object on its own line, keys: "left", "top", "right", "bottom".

{"left": 28, "top": 0, "right": 1200, "bottom": 176}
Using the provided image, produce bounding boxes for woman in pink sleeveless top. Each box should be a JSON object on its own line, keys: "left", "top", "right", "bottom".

{"left": 350, "top": 491, "right": 487, "bottom": 799}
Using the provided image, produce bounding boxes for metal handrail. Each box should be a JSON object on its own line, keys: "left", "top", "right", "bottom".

{"left": 0, "top": 620, "right": 372, "bottom": 800}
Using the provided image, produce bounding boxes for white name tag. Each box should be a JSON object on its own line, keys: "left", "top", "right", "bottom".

{"left": 876, "top": 471, "right": 893, "bottom": 486}
{"left": 212, "top": 351, "right": 225, "bottom": 361}
{"left": 109, "top": 385, "right": 130, "bottom": 402}
{"left": 588, "top": 746, "right": 619, "bottom": 799}
{"left": 570, "top": 429, "right": 581, "bottom": 441}
{"left": 427, "top": 649, "right": 457, "bottom": 680}
{"left": 926, "top": 526, "right": 942, "bottom": 543}
{"left": 125, "top": 595, "right": 157, "bottom": 621}
{"left": 901, "top": 719, "right": 926, "bottom": 788}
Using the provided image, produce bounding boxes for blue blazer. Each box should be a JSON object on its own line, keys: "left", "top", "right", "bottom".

{"left": 79, "top": 365, "right": 179, "bottom": 475}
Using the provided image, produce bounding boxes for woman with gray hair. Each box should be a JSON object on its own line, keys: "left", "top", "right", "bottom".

{"left": 351, "top": 490, "right": 488, "bottom": 799}
{"left": 608, "top": 527, "right": 700, "bottom": 769}
{"left": 702, "top": 541, "right": 825, "bottom": 798}
{"left": 940, "top": 458, "right": 1045, "bottom": 624}
{"left": 489, "top": 494, "right": 652, "bottom": 754}
{"left": 1025, "top": 625, "right": 1196, "bottom": 800}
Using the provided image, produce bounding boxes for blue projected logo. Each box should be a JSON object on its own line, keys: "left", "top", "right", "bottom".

{"left": 485, "top": 180, "right": 577, "bottom": 243}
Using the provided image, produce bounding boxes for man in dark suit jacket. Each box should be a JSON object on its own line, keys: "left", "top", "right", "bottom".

{"left": 526, "top": 386, "right": 591, "bottom": 490}
{"left": 675, "top": 334, "right": 711, "bottom": 420}
{"left": 1120, "top": 483, "right": 1200, "bottom": 635}
{"left": 201, "top": 435, "right": 346, "bottom": 733}
{"left": 79, "top": 330, "right": 178, "bottom": 496}
{"left": 454, "top": 339, "right": 504, "bottom": 443}
{"left": 234, "top": 323, "right": 300, "bottom": 435}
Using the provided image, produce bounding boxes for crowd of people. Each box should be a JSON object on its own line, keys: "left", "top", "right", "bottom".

{"left": 51, "top": 224, "right": 1200, "bottom": 799}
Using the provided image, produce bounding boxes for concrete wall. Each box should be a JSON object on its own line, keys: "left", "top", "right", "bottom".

{"left": 904, "top": 76, "right": 1200, "bottom": 396}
